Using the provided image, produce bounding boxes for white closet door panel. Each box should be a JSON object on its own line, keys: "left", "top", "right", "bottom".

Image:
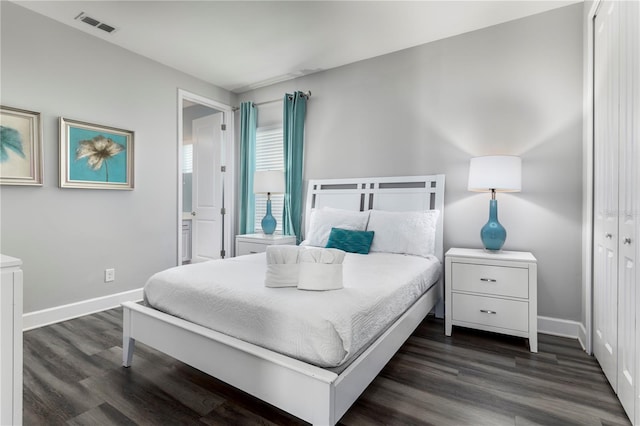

{"left": 593, "top": 0, "right": 619, "bottom": 231}
{"left": 634, "top": 2, "right": 640, "bottom": 424}
{"left": 593, "top": 0, "right": 619, "bottom": 390}
{"left": 593, "top": 0, "right": 639, "bottom": 423}
{"left": 620, "top": 253, "right": 636, "bottom": 418}
{"left": 617, "top": 0, "right": 638, "bottom": 420}
{"left": 594, "top": 245, "right": 619, "bottom": 385}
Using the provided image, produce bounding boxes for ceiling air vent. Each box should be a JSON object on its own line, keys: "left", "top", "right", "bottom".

{"left": 74, "top": 12, "right": 117, "bottom": 34}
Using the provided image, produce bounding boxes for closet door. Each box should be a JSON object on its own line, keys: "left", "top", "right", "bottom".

{"left": 617, "top": 1, "right": 639, "bottom": 420}
{"left": 593, "top": 0, "right": 619, "bottom": 390}
{"left": 635, "top": 3, "right": 640, "bottom": 424}
{"left": 632, "top": 3, "right": 640, "bottom": 425}
{"left": 629, "top": 2, "right": 640, "bottom": 425}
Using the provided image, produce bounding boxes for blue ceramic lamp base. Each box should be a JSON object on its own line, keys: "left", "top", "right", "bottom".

{"left": 481, "top": 199, "right": 506, "bottom": 251}
{"left": 261, "top": 198, "right": 277, "bottom": 235}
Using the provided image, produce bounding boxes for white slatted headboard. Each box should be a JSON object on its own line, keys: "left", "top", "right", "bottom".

{"left": 304, "top": 175, "right": 445, "bottom": 261}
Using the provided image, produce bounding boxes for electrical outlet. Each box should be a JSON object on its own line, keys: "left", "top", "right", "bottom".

{"left": 105, "top": 268, "right": 115, "bottom": 282}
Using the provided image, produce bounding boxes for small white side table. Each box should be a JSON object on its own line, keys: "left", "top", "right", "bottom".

{"left": 235, "top": 233, "right": 297, "bottom": 256}
{"left": 444, "top": 248, "right": 538, "bottom": 352}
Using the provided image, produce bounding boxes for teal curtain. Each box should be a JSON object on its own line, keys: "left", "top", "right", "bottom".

{"left": 282, "top": 92, "right": 307, "bottom": 243}
{"left": 239, "top": 102, "right": 257, "bottom": 235}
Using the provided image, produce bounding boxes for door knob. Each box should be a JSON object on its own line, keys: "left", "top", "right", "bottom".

{"left": 191, "top": 211, "right": 196, "bottom": 216}
{"left": 623, "top": 237, "right": 632, "bottom": 245}
{"left": 605, "top": 233, "right": 612, "bottom": 239}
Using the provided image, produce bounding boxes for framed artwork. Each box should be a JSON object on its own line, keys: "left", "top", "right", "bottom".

{"left": 60, "top": 117, "right": 134, "bottom": 189}
{"left": 0, "top": 105, "right": 43, "bottom": 186}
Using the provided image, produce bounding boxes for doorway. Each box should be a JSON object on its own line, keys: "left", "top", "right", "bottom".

{"left": 177, "top": 90, "right": 234, "bottom": 265}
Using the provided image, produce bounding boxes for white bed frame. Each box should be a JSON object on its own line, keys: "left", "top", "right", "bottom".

{"left": 122, "top": 174, "right": 445, "bottom": 425}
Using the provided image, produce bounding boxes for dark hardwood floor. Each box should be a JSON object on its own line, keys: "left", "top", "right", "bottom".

{"left": 23, "top": 307, "right": 630, "bottom": 425}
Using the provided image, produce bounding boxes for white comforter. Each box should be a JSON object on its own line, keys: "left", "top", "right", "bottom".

{"left": 144, "top": 252, "right": 440, "bottom": 368}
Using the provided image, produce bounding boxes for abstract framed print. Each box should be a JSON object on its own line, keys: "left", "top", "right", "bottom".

{"left": 60, "top": 117, "right": 134, "bottom": 189}
{"left": 0, "top": 105, "right": 43, "bottom": 186}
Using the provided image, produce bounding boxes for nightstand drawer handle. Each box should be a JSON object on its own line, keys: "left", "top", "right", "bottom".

{"left": 480, "top": 278, "right": 497, "bottom": 282}
{"left": 480, "top": 309, "right": 497, "bottom": 315}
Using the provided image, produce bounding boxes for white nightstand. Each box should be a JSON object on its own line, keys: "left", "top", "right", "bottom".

{"left": 235, "top": 233, "right": 297, "bottom": 256}
{"left": 444, "top": 247, "right": 538, "bottom": 352}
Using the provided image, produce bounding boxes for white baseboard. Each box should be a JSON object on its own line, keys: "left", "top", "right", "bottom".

{"left": 537, "top": 315, "right": 584, "bottom": 340}
{"left": 577, "top": 322, "right": 589, "bottom": 353}
{"left": 23, "top": 288, "right": 143, "bottom": 331}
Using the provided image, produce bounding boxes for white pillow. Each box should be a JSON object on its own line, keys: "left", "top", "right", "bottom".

{"left": 367, "top": 210, "right": 440, "bottom": 257}
{"left": 302, "top": 207, "right": 370, "bottom": 247}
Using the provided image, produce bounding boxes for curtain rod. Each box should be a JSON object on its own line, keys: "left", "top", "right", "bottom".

{"left": 232, "top": 91, "right": 311, "bottom": 112}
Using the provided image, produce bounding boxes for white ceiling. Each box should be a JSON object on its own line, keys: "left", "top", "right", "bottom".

{"left": 14, "top": 1, "right": 580, "bottom": 94}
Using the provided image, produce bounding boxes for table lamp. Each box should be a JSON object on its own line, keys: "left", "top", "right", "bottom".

{"left": 254, "top": 170, "right": 285, "bottom": 234}
{"left": 468, "top": 155, "right": 521, "bottom": 251}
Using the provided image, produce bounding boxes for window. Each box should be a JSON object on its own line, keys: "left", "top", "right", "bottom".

{"left": 255, "top": 126, "right": 284, "bottom": 233}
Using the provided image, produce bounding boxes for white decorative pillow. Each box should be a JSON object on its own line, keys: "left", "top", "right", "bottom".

{"left": 367, "top": 210, "right": 440, "bottom": 257}
{"left": 302, "top": 207, "right": 370, "bottom": 247}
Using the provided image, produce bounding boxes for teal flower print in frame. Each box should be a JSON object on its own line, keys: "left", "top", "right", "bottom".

{"left": 60, "top": 117, "right": 134, "bottom": 190}
{"left": 0, "top": 105, "right": 43, "bottom": 186}
{"left": 0, "top": 126, "right": 25, "bottom": 161}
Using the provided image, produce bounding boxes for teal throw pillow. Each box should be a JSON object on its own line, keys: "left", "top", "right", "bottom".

{"left": 325, "top": 227, "right": 375, "bottom": 254}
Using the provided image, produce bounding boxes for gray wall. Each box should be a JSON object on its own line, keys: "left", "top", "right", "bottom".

{"left": 1, "top": 1, "right": 585, "bottom": 324}
{"left": 0, "top": 2, "right": 235, "bottom": 312}
{"left": 239, "top": 4, "right": 584, "bottom": 322}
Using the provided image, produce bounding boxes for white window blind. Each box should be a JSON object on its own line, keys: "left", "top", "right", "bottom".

{"left": 255, "top": 127, "right": 284, "bottom": 233}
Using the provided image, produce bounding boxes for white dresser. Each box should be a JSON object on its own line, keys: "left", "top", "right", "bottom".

{"left": 235, "top": 233, "right": 297, "bottom": 256}
{"left": 1, "top": 254, "right": 23, "bottom": 426}
{"left": 445, "top": 248, "right": 537, "bottom": 352}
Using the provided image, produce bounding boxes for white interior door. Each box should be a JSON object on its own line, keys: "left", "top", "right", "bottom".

{"left": 191, "top": 113, "right": 224, "bottom": 262}
{"left": 634, "top": 5, "right": 640, "bottom": 425}
{"left": 617, "top": 0, "right": 639, "bottom": 420}
{"left": 593, "top": 0, "right": 619, "bottom": 390}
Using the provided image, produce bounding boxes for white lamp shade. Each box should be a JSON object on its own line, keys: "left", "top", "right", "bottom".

{"left": 468, "top": 155, "right": 521, "bottom": 192}
{"left": 254, "top": 170, "right": 285, "bottom": 194}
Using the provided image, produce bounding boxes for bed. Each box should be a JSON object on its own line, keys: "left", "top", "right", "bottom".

{"left": 122, "top": 174, "right": 445, "bottom": 425}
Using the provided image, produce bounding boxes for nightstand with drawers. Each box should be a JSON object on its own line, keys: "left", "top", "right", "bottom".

{"left": 444, "top": 247, "right": 538, "bottom": 352}
{"left": 235, "top": 233, "right": 297, "bottom": 256}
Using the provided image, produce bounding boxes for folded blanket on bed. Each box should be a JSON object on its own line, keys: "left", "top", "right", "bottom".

{"left": 265, "top": 245, "right": 300, "bottom": 288}
{"left": 298, "top": 247, "right": 346, "bottom": 291}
